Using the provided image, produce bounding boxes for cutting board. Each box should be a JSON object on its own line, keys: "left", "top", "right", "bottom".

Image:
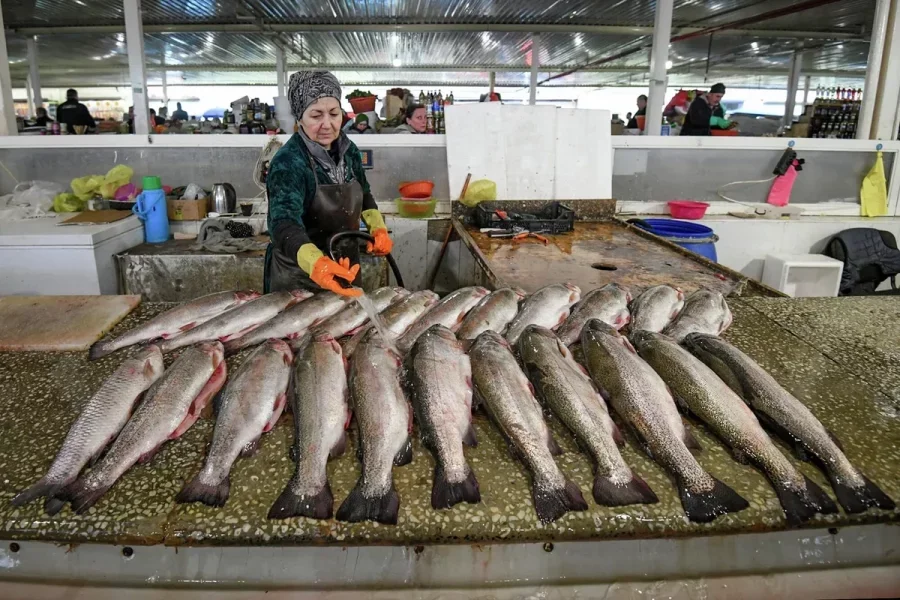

{"left": 0, "top": 295, "right": 142, "bottom": 352}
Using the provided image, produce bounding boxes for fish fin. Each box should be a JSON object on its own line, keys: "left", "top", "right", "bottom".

{"left": 43, "top": 497, "right": 66, "bottom": 516}
{"left": 335, "top": 480, "right": 400, "bottom": 525}
{"left": 547, "top": 432, "right": 563, "bottom": 456}
{"left": 682, "top": 426, "right": 703, "bottom": 452}
{"left": 240, "top": 437, "right": 261, "bottom": 458}
{"left": 211, "top": 389, "right": 226, "bottom": 418}
{"left": 431, "top": 466, "right": 481, "bottom": 510}
{"left": 170, "top": 411, "right": 201, "bottom": 440}
{"left": 678, "top": 477, "right": 749, "bottom": 523}
{"left": 773, "top": 475, "right": 838, "bottom": 527}
{"left": 61, "top": 479, "right": 113, "bottom": 515}
{"left": 179, "top": 321, "right": 198, "bottom": 332}
{"left": 11, "top": 479, "right": 60, "bottom": 507}
{"left": 262, "top": 393, "right": 288, "bottom": 433}
{"left": 268, "top": 481, "right": 334, "bottom": 520}
{"left": 88, "top": 341, "right": 113, "bottom": 361}
{"left": 222, "top": 339, "right": 246, "bottom": 356}
{"left": 176, "top": 474, "right": 231, "bottom": 507}
{"left": 532, "top": 478, "right": 588, "bottom": 524}
{"left": 394, "top": 437, "right": 413, "bottom": 466}
{"left": 138, "top": 444, "right": 164, "bottom": 464}
{"left": 593, "top": 473, "right": 658, "bottom": 507}
{"left": 827, "top": 473, "right": 895, "bottom": 514}
{"left": 329, "top": 430, "right": 348, "bottom": 459}
{"left": 611, "top": 421, "right": 625, "bottom": 447}
{"left": 219, "top": 324, "right": 262, "bottom": 343}
{"left": 462, "top": 423, "right": 478, "bottom": 448}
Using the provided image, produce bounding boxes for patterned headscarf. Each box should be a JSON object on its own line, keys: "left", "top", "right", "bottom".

{"left": 288, "top": 71, "right": 342, "bottom": 119}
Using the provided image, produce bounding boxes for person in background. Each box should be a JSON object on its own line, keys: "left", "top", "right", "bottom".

{"left": 171, "top": 102, "right": 189, "bottom": 121}
{"left": 680, "top": 83, "right": 735, "bottom": 136}
{"left": 347, "top": 113, "right": 374, "bottom": 134}
{"left": 56, "top": 88, "right": 96, "bottom": 134}
{"left": 150, "top": 109, "right": 165, "bottom": 126}
{"left": 394, "top": 103, "right": 426, "bottom": 134}
{"left": 126, "top": 105, "right": 135, "bottom": 133}
{"left": 626, "top": 94, "right": 647, "bottom": 128}
{"left": 626, "top": 111, "right": 632, "bottom": 121}
{"left": 264, "top": 70, "right": 393, "bottom": 297}
{"left": 34, "top": 107, "right": 52, "bottom": 127}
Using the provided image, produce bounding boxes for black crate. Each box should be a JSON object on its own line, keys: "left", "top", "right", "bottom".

{"left": 472, "top": 202, "right": 575, "bottom": 234}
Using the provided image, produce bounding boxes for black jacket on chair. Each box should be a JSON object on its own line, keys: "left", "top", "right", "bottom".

{"left": 824, "top": 228, "right": 900, "bottom": 295}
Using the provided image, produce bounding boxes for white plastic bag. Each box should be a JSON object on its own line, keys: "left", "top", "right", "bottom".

{"left": 181, "top": 183, "right": 207, "bottom": 200}
{"left": 0, "top": 180, "right": 63, "bottom": 219}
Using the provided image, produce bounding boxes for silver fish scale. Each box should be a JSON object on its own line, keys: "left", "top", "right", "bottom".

{"left": 406, "top": 327, "right": 473, "bottom": 484}
{"left": 629, "top": 285, "right": 684, "bottom": 333}
{"left": 469, "top": 333, "right": 565, "bottom": 490}
{"left": 313, "top": 287, "right": 408, "bottom": 339}
{"left": 37, "top": 346, "right": 164, "bottom": 487}
{"left": 161, "top": 292, "right": 299, "bottom": 352}
{"left": 350, "top": 335, "right": 410, "bottom": 498}
{"left": 557, "top": 285, "right": 630, "bottom": 345}
{"left": 457, "top": 288, "right": 523, "bottom": 340}
{"left": 581, "top": 326, "right": 716, "bottom": 494}
{"left": 505, "top": 284, "right": 580, "bottom": 345}
{"left": 689, "top": 335, "right": 864, "bottom": 487}
{"left": 638, "top": 335, "right": 806, "bottom": 491}
{"left": 663, "top": 289, "right": 732, "bottom": 342}
{"left": 518, "top": 329, "right": 633, "bottom": 486}
{"left": 195, "top": 341, "right": 292, "bottom": 487}
{"left": 227, "top": 292, "right": 347, "bottom": 352}
{"left": 397, "top": 287, "right": 488, "bottom": 353}
{"left": 288, "top": 336, "right": 349, "bottom": 497}
{"left": 78, "top": 343, "right": 222, "bottom": 493}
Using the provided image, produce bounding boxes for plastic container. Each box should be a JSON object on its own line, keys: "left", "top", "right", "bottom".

{"left": 628, "top": 218, "right": 718, "bottom": 262}
{"left": 348, "top": 96, "right": 377, "bottom": 113}
{"left": 398, "top": 180, "right": 435, "bottom": 199}
{"left": 635, "top": 115, "right": 646, "bottom": 131}
{"left": 395, "top": 197, "right": 436, "bottom": 219}
{"left": 711, "top": 128, "right": 739, "bottom": 136}
{"left": 667, "top": 200, "right": 709, "bottom": 220}
{"left": 132, "top": 175, "right": 170, "bottom": 243}
{"left": 473, "top": 201, "right": 575, "bottom": 233}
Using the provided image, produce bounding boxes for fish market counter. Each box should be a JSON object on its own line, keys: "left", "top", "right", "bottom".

{"left": 0, "top": 297, "right": 898, "bottom": 589}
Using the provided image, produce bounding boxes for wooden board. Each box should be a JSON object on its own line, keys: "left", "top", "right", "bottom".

{"left": 0, "top": 295, "right": 141, "bottom": 352}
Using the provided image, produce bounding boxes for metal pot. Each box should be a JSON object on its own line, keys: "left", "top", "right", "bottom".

{"left": 210, "top": 182, "right": 237, "bottom": 214}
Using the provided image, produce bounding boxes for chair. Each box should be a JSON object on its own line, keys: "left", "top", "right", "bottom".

{"left": 823, "top": 228, "right": 900, "bottom": 296}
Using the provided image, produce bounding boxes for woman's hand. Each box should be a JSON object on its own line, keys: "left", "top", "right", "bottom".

{"left": 367, "top": 228, "right": 393, "bottom": 256}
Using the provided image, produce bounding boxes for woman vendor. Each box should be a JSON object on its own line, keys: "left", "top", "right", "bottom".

{"left": 265, "top": 71, "right": 393, "bottom": 297}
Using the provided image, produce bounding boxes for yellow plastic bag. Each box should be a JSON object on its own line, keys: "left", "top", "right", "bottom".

{"left": 860, "top": 150, "right": 888, "bottom": 217}
{"left": 70, "top": 174, "right": 105, "bottom": 200}
{"left": 461, "top": 179, "right": 497, "bottom": 207}
{"left": 52, "top": 192, "right": 86, "bottom": 213}
{"left": 99, "top": 165, "right": 134, "bottom": 199}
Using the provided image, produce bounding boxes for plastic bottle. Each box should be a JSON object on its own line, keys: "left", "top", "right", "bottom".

{"left": 132, "top": 176, "right": 170, "bottom": 244}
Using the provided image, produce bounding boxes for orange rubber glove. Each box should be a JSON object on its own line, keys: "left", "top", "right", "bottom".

{"left": 367, "top": 228, "right": 393, "bottom": 256}
{"left": 310, "top": 256, "right": 362, "bottom": 297}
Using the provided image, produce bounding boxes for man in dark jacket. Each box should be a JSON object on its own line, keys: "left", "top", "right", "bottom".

{"left": 626, "top": 94, "right": 647, "bottom": 129}
{"left": 680, "top": 83, "right": 734, "bottom": 136}
{"left": 56, "top": 89, "right": 96, "bottom": 134}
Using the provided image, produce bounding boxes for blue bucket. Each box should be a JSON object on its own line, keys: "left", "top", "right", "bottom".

{"left": 629, "top": 218, "right": 718, "bottom": 262}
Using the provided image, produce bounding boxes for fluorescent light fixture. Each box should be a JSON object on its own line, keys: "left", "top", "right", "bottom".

{"left": 392, "top": 57, "right": 402, "bottom": 67}
{"left": 665, "top": 60, "right": 673, "bottom": 69}
{"left": 751, "top": 41, "right": 759, "bottom": 50}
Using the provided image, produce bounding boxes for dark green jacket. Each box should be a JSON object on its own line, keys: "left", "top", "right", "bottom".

{"left": 267, "top": 132, "right": 375, "bottom": 259}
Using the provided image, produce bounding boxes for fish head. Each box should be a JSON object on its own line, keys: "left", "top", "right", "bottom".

{"left": 473, "top": 329, "right": 509, "bottom": 353}
{"left": 312, "top": 330, "right": 343, "bottom": 354}
{"left": 393, "top": 287, "right": 412, "bottom": 299}
{"left": 235, "top": 290, "right": 263, "bottom": 303}
{"left": 629, "top": 329, "right": 667, "bottom": 353}
{"left": 288, "top": 289, "right": 314, "bottom": 305}
{"left": 425, "top": 324, "right": 458, "bottom": 342}
{"left": 674, "top": 286, "right": 685, "bottom": 301}
{"left": 606, "top": 282, "right": 633, "bottom": 303}
{"left": 473, "top": 287, "right": 491, "bottom": 298}
{"left": 562, "top": 282, "right": 582, "bottom": 302}
{"left": 512, "top": 287, "right": 528, "bottom": 300}
{"left": 135, "top": 344, "right": 165, "bottom": 378}
{"left": 264, "top": 338, "right": 295, "bottom": 365}
{"left": 518, "top": 324, "right": 568, "bottom": 360}
{"left": 197, "top": 340, "right": 226, "bottom": 368}
{"left": 681, "top": 332, "right": 720, "bottom": 354}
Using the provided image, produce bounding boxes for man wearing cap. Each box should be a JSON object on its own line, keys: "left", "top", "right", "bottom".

{"left": 347, "top": 113, "right": 374, "bottom": 134}
{"left": 264, "top": 71, "right": 393, "bottom": 297}
{"left": 680, "top": 83, "right": 735, "bottom": 136}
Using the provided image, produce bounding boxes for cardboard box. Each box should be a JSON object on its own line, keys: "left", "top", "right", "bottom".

{"left": 789, "top": 123, "right": 810, "bottom": 138}
{"left": 611, "top": 122, "right": 625, "bottom": 135}
{"left": 167, "top": 198, "right": 208, "bottom": 221}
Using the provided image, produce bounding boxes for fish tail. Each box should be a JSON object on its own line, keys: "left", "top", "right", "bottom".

{"left": 431, "top": 465, "right": 481, "bottom": 509}
{"left": 11, "top": 478, "right": 60, "bottom": 507}
{"left": 43, "top": 497, "right": 66, "bottom": 516}
{"left": 774, "top": 474, "right": 838, "bottom": 526}
{"left": 678, "top": 477, "right": 749, "bottom": 523}
{"left": 593, "top": 472, "right": 659, "bottom": 507}
{"left": 827, "top": 472, "right": 895, "bottom": 514}
{"left": 267, "top": 481, "right": 334, "bottom": 520}
{"left": 335, "top": 479, "right": 400, "bottom": 525}
{"left": 58, "top": 478, "right": 112, "bottom": 515}
{"left": 88, "top": 341, "right": 114, "bottom": 360}
{"left": 532, "top": 478, "right": 588, "bottom": 524}
{"left": 175, "top": 474, "right": 231, "bottom": 507}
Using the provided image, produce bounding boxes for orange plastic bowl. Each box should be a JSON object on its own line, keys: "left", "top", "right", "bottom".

{"left": 398, "top": 180, "right": 435, "bottom": 199}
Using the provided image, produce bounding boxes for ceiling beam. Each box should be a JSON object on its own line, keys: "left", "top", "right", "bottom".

{"left": 5, "top": 22, "right": 862, "bottom": 40}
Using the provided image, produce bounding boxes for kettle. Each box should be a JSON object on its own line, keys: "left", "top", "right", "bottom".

{"left": 210, "top": 183, "right": 237, "bottom": 214}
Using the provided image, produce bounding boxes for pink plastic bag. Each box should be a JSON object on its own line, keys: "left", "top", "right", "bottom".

{"left": 766, "top": 160, "right": 799, "bottom": 207}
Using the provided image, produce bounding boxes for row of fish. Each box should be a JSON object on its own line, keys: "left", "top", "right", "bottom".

{"left": 17, "top": 280, "right": 893, "bottom": 528}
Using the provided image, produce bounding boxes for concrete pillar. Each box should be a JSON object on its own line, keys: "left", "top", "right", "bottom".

{"left": 0, "top": 3, "right": 18, "bottom": 136}
{"left": 646, "top": 0, "right": 674, "bottom": 135}
{"left": 529, "top": 34, "right": 540, "bottom": 106}
{"left": 783, "top": 50, "right": 802, "bottom": 128}
{"left": 26, "top": 36, "right": 41, "bottom": 115}
{"left": 25, "top": 75, "right": 34, "bottom": 117}
{"left": 124, "top": 0, "right": 149, "bottom": 135}
{"left": 489, "top": 71, "right": 495, "bottom": 95}
{"left": 161, "top": 67, "right": 168, "bottom": 111}
{"left": 858, "top": 0, "right": 891, "bottom": 138}
{"left": 803, "top": 75, "right": 812, "bottom": 105}
{"left": 275, "top": 46, "right": 287, "bottom": 98}
{"left": 872, "top": 0, "right": 900, "bottom": 139}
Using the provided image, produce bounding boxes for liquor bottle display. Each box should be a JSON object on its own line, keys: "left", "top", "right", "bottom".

{"left": 807, "top": 87, "right": 862, "bottom": 139}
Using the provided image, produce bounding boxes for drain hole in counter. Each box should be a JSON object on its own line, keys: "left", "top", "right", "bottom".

{"left": 591, "top": 263, "right": 618, "bottom": 271}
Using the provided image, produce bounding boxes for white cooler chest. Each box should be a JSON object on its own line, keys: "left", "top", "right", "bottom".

{"left": 762, "top": 253, "right": 844, "bottom": 297}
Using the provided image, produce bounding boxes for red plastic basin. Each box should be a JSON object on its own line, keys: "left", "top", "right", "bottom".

{"left": 668, "top": 200, "right": 709, "bottom": 220}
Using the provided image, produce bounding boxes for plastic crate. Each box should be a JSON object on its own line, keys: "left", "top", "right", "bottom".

{"left": 473, "top": 202, "right": 575, "bottom": 233}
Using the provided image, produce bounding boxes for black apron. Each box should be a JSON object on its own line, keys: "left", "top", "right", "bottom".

{"left": 264, "top": 162, "right": 364, "bottom": 293}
